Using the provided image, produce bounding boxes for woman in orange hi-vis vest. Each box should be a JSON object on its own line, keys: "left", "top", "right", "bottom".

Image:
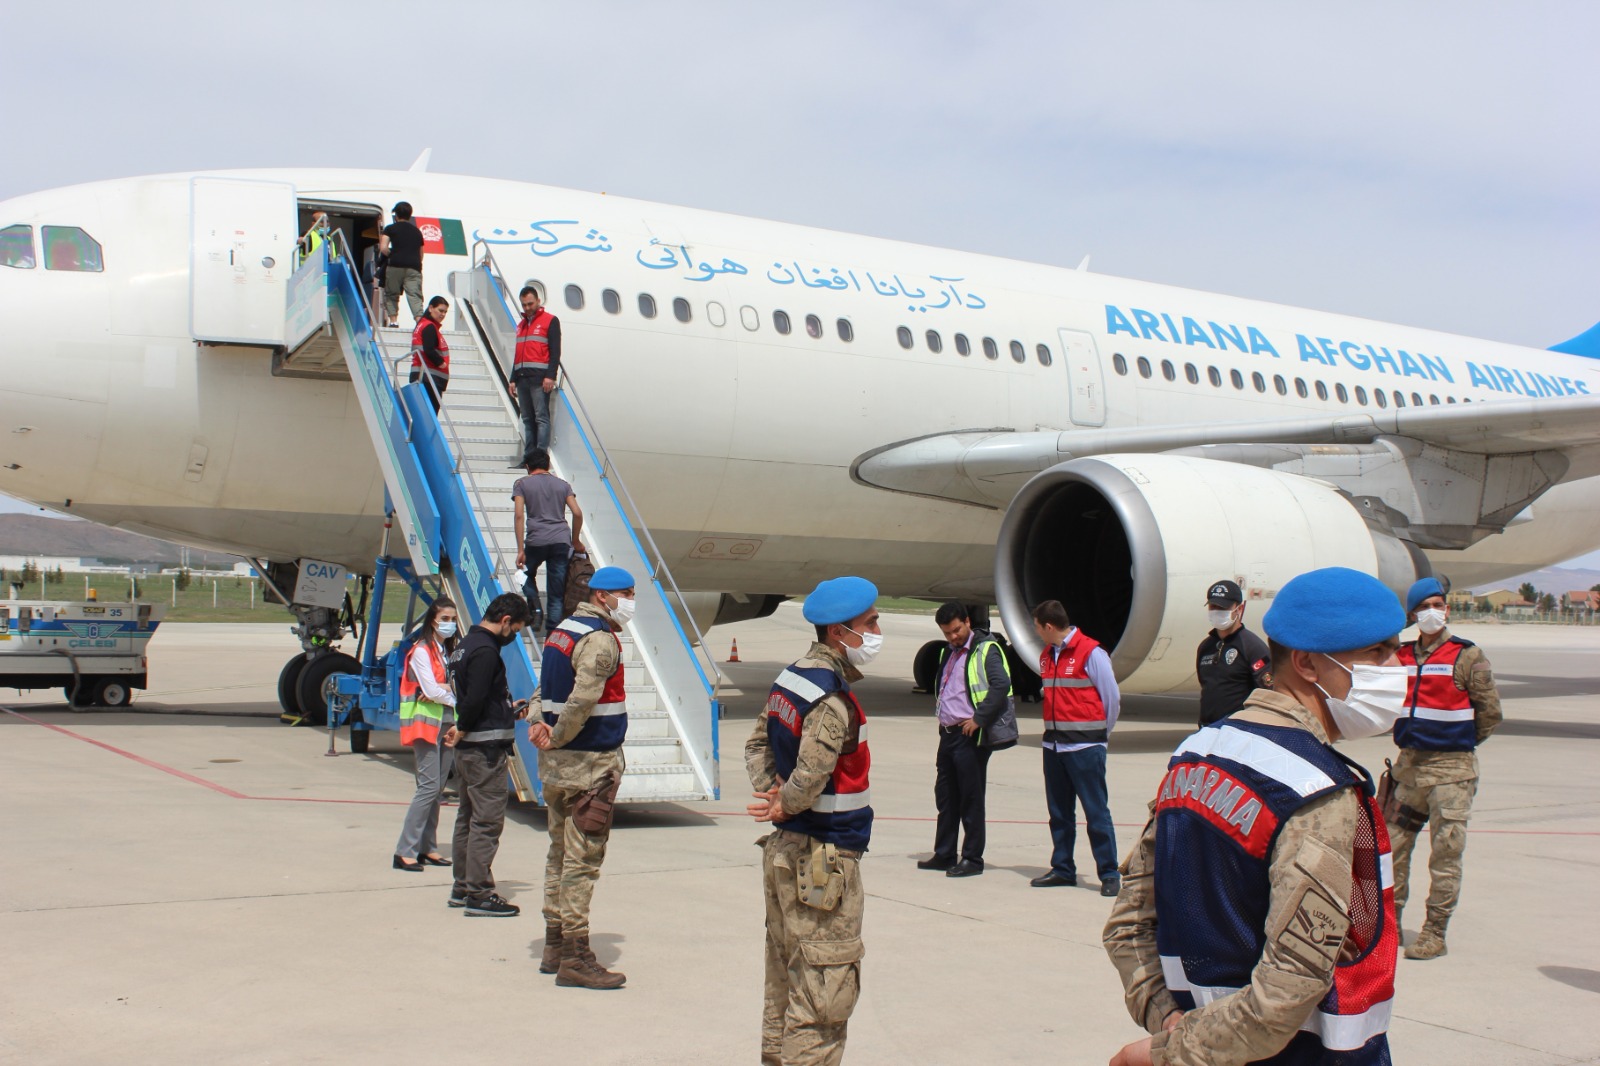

{"left": 394, "top": 597, "right": 460, "bottom": 871}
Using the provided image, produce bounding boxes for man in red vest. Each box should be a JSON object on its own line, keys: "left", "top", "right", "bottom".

{"left": 512, "top": 284, "right": 562, "bottom": 465}
{"left": 1388, "top": 576, "right": 1502, "bottom": 961}
{"left": 1030, "top": 598, "right": 1122, "bottom": 895}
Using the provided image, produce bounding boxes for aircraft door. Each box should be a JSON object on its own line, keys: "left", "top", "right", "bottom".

{"left": 1058, "top": 328, "right": 1106, "bottom": 427}
{"left": 189, "top": 176, "right": 296, "bottom": 347}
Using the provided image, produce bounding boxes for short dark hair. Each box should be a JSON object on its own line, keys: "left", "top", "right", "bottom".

{"left": 483, "top": 592, "right": 530, "bottom": 625}
{"left": 519, "top": 285, "right": 541, "bottom": 301}
{"left": 1267, "top": 638, "right": 1294, "bottom": 679}
{"left": 814, "top": 624, "right": 831, "bottom": 644}
{"left": 1031, "top": 599, "right": 1069, "bottom": 629}
{"left": 934, "top": 601, "right": 968, "bottom": 626}
{"left": 393, "top": 201, "right": 413, "bottom": 219}
{"left": 427, "top": 295, "right": 448, "bottom": 310}
{"left": 525, "top": 447, "right": 551, "bottom": 472}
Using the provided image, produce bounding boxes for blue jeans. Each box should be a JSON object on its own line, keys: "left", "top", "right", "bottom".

{"left": 522, "top": 541, "right": 570, "bottom": 631}
{"left": 1041, "top": 745, "right": 1119, "bottom": 879}
{"left": 514, "top": 373, "right": 551, "bottom": 460}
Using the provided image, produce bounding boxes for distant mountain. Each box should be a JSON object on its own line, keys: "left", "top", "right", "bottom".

{"left": 0, "top": 514, "right": 222, "bottom": 567}
{"left": 1466, "top": 565, "right": 1600, "bottom": 596}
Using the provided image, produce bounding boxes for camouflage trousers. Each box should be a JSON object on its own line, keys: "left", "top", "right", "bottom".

{"left": 761, "top": 830, "right": 865, "bottom": 1066}
{"left": 541, "top": 783, "right": 612, "bottom": 938}
{"left": 1387, "top": 776, "right": 1477, "bottom": 926}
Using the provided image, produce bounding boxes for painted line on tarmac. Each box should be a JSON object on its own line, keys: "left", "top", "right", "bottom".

{"left": 696, "top": 810, "right": 1600, "bottom": 836}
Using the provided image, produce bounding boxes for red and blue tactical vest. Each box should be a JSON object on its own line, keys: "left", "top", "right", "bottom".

{"left": 540, "top": 615, "right": 627, "bottom": 752}
{"left": 765, "top": 662, "right": 872, "bottom": 852}
{"left": 1153, "top": 719, "right": 1397, "bottom": 1065}
{"left": 410, "top": 319, "right": 449, "bottom": 375}
{"left": 514, "top": 307, "right": 555, "bottom": 373}
{"left": 1039, "top": 629, "right": 1108, "bottom": 743}
{"left": 1394, "top": 637, "right": 1476, "bottom": 752}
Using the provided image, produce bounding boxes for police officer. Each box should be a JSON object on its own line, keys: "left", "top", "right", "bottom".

{"left": 529, "top": 565, "right": 636, "bottom": 990}
{"left": 1104, "top": 567, "right": 1405, "bottom": 1066}
{"left": 746, "top": 576, "right": 879, "bottom": 1066}
{"left": 1388, "top": 576, "right": 1502, "bottom": 961}
{"left": 1195, "top": 579, "right": 1272, "bottom": 726}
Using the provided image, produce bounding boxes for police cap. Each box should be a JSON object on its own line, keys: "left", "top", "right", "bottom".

{"left": 1206, "top": 579, "right": 1244, "bottom": 606}
{"left": 1262, "top": 567, "right": 1406, "bottom": 654}
{"left": 802, "top": 576, "right": 878, "bottom": 626}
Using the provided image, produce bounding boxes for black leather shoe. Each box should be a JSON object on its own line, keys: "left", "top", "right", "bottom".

{"left": 1030, "top": 872, "right": 1077, "bottom": 887}
{"left": 946, "top": 860, "right": 984, "bottom": 878}
{"left": 419, "top": 854, "right": 451, "bottom": 867}
{"left": 916, "top": 856, "right": 956, "bottom": 871}
{"left": 1100, "top": 878, "right": 1122, "bottom": 897}
{"left": 393, "top": 855, "right": 423, "bottom": 872}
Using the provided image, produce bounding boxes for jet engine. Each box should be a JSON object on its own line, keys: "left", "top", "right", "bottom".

{"left": 994, "top": 454, "right": 1429, "bottom": 692}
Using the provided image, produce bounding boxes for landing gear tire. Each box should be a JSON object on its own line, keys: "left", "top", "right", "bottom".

{"left": 93, "top": 679, "right": 131, "bottom": 708}
{"left": 296, "top": 652, "right": 360, "bottom": 728}
{"left": 912, "top": 639, "right": 945, "bottom": 694}
{"left": 278, "top": 655, "right": 309, "bottom": 720}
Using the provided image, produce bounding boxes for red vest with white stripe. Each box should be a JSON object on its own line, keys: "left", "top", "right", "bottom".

{"left": 409, "top": 318, "right": 449, "bottom": 375}
{"left": 514, "top": 307, "right": 556, "bottom": 372}
{"left": 540, "top": 615, "right": 627, "bottom": 751}
{"left": 1039, "top": 629, "right": 1108, "bottom": 743}
{"left": 765, "top": 661, "right": 873, "bottom": 851}
{"left": 1153, "top": 718, "right": 1397, "bottom": 1064}
{"left": 1394, "top": 637, "right": 1476, "bottom": 752}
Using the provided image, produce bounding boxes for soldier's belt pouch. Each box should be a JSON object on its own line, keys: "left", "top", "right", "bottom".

{"left": 1377, "top": 759, "right": 1426, "bottom": 833}
{"left": 797, "top": 840, "right": 845, "bottom": 911}
{"left": 573, "top": 771, "right": 621, "bottom": 833}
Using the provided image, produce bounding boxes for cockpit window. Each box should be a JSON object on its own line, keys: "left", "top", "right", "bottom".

{"left": 0, "top": 225, "right": 34, "bottom": 269}
{"left": 42, "top": 226, "right": 103, "bottom": 272}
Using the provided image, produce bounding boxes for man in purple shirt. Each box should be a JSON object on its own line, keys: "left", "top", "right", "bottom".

{"left": 916, "top": 603, "right": 1017, "bottom": 877}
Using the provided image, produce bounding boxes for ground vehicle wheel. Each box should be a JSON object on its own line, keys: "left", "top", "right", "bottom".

{"left": 349, "top": 709, "right": 371, "bottom": 753}
{"left": 63, "top": 679, "right": 91, "bottom": 706}
{"left": 295, "top": 652, "right": 361, "bottom": 727}
{"left": 93, "top": 678, "right": 132, "bottom": 708}
{"left": 277, "top": 655, "right": 308, "bottom": 718}
{"left": 912, "top": 639, "right": 945, "bottom": 694}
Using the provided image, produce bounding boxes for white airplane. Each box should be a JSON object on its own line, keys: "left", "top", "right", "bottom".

{"left": 2, "top": 166, "right": 1597, "bottom": 699}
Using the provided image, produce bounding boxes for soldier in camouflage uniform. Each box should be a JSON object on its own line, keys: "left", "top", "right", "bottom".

{"left": 1388, "top": 577, "right": 1502, "bottom": 961}
{"left": 747, "top": 577, "right": 880, "bottom": 1066}
{"left": 1105, "top": 567, "right": 1406, "bottom": 1066}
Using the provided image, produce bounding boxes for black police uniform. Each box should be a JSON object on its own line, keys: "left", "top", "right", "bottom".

{"left": 1194, "top": 625, "right": 1271, "bottom": 725}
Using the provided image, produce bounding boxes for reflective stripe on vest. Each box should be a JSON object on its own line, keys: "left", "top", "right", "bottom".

{"left": 1039, "top": 629, "right": 1108, "bottom": 743}
{"left": 1158, "top": 957, "right": 1394, "bottom": 1053}
{"left": 398, "top": 640, "right": 450, "bottom": 745}
{"left": 543, "top": 700, "right": 628, "bottom": 717}
{"left": 410, "top": 318, "right": 449, "bottom": 376}
{"left": 515, "top": 308, "right": 554, "bottom": 370}
{"left": 812, "top": 788, "right": 872, "bottom": 813}
{"left": 959, "top": 638, "right": 1012, "bottom": 708}
{"left": 1395, "top": 637, "right": 1475, "bottom": 752}
{"left": 459, "top": 727, "right": 516, "bottom": 742}
{"left": 540, "top": 614, "right": 628, "bottom": 751}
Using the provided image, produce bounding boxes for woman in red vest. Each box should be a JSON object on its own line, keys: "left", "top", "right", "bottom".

{"left": 408, "top": 296, "right": 451, "bottom": 413}
{"left": 393, "top": 596, "right": 460, "bottom": 871}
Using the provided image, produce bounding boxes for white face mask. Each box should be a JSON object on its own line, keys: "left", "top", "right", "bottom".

{"left": 842, "top": 627, "right": 883, "bottom": 667}
{"left": 1316, "top": 655, "right": 1410, "bottom": 740}
{"left": 1208, "top": 608, "right": 1236, "bottom": 629}
{"left": 1415, "top": 608, "right": 1447, "bottom": 635}
{"left": 608, "top": 594, "right": 637, "bottom": 625}
{"left": 435, "top": 621, "right": 457, "bottom": 638}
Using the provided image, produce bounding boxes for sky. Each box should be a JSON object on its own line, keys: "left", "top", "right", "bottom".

{"left": 3, "top": 1, "right": 1597, "bottom": 561}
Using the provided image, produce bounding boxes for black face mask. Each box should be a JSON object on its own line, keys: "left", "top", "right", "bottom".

{"left": 495, "top": 628, "right": 518, "bottom": 647}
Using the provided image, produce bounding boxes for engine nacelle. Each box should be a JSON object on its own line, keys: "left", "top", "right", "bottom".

{"left": 994, "top": 454, "right": 1428, "bottom": 693}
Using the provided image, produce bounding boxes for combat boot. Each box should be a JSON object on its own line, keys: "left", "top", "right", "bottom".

{"left": 1405, "top": 923, "right": 1448, "bottom": 960}
{"left": 555, "top": 936, "right": 626, "bottom": 990}
{"left": 539, "top": 923, "right": 563, "bottom": 974}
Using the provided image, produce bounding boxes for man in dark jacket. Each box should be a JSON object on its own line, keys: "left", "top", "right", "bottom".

{"left": 916, "top": 602, "right": 1016, "bottom": 877}
{"left": 443, "top": 592, "right": 533, "bottom": 916}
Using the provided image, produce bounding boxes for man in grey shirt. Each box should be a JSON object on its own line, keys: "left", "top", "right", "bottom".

{"left": 513, "top": 448, "right": 584, "bottom": 637}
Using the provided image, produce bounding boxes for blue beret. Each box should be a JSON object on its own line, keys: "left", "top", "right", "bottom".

{"left": 802, "top": 576, "right": 879, "bottom": 626}
{"left": 588, "top": 566, "right": 635, "bottom": 592}
{"left": 1262, "top": 567, "right": 1406, "bottom": 653}
{"left": 1406, "top": 577, "right": 1445, "bottom": 613}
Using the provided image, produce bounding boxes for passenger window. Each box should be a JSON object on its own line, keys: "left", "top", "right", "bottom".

{"left": 0, "top": 224, "right": 34, "bottom": 269}
{"left": 1184, "top": 363, "right": 1199, "bottom": 385}
{"left": 1113, "top": 353, "right": 1128, "bottom": 375}
{"left": 1447, "top": 396, "right": 1456, "bottom": 403}
{"left": 1411, "top": 393, "right": 1423, "bottom": 407}
{"left": 955, "top": 333, "right": 971, "bottom": 357}
{"left": 708, "top": 301, "right": 727, "bottom": 327}
{"left": 1230, "top": 369, "right": 1244, "bottom": 390}
{"left": 638, "top": 293, "right": 657, "bottom": 319}
{"left": 42, "top": 226, "right": 103, "bottom": 272}
{"left": 1392, "top": 390, "right": 1404, "bottom": 408}
{"left": 805, "top": 314, "right": 822, "bottom": 339}
{"left": 982, "top": 337, "right": 999, "bottom": 360}
{"left": 1036, "top": 343, "right": 1053, "bottom": 367}
{"left": 897, "top": 326, "right": 914, "bottom": 350}
{"left": 1375, "top": 389, "right": 1388, "bottom": 408}
{"left": 1207, "top": 366, "right": 1221, "bottom": 387}
{"left": 1294, "top": 378, "right": 1309, "bottom": 399}
{"left": 1137, "top": 356, "right": 1153, "bottom": 379}
{"left": 837, "top": 318, "right": 853, "bottom": 342}
{"left": 1428, "top": 394, "right": 1440, "bottom": 405}
{"left": 1009, "top": 340, "right": 1026, "bottom": 364}
{"left": 564, "top": 284, "right": 584, "bottom": 311}
{"left": 1251, "top": 372, "right": 1266, "bottom": 393}
{"left": 774, "top": 309, "right": 791, "bottom": 335}
{"left": 673, "top": 297, "right": 692, "bottom": 323}
{"left": 1273, "top": 375, "right": 1287, "bottom": 396}
{"left": 1315, "top": 381, "right": 1329, "bottom": 401}
{"left": 926, "top": 330, "right": 943, "bottom": 354}
{"left": 1336, "top": 383, "right": 1349, "bottom": 403}
{"left": 1161, "top": 360, "right": 1176, "bottom": 382}
{"left": 1354, "top": 386, "right": 1368, "bottom": 405}
{"left": 602, "top": 288, "right": 621, "bottom": 315}
{"left": 740, "top": 305, "right": 759, "bottom": 331}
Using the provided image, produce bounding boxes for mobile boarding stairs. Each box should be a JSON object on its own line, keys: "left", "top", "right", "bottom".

{"left": 285, "top": 235, "right": 720, "bottom": 804}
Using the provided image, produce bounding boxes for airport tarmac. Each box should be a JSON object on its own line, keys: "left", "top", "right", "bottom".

{"left": 2, "top": 608, "right": 1597, "bottom": 1065}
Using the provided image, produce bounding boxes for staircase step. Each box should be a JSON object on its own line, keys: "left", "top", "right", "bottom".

{"left": 620, "top": 736, "right": 685, "bottom": 766}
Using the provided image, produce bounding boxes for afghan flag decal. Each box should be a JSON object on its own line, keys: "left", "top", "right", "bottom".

{"left": 415, "top": 217, "right": 468, "bottom": 256}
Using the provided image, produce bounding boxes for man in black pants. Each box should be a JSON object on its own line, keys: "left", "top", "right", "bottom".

{"left": 443, "top": 592, "right": 533, "bottom": 916}
{"left": 916, "top": 603, "right": 1017, "bottom": 877}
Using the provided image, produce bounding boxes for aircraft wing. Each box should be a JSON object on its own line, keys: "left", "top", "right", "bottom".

{"left": 852, "top": 394, "right": 1600, "bottom": 509}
